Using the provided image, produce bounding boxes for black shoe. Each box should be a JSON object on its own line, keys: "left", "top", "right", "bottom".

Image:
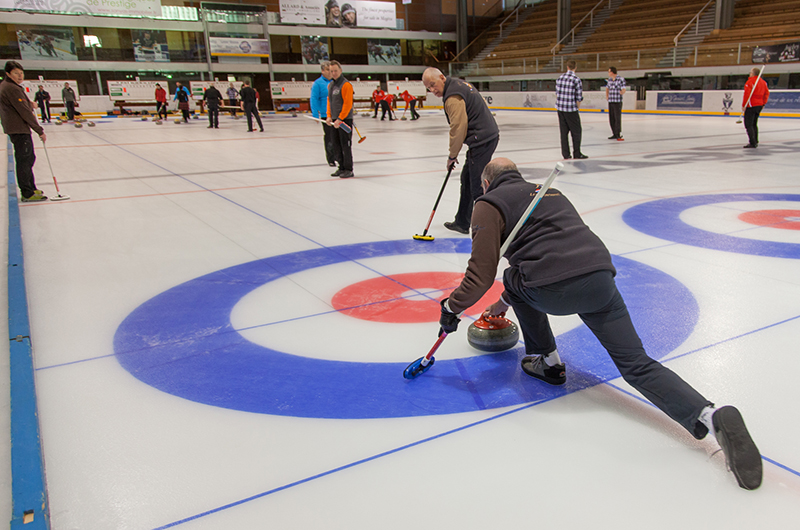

{"left": 328, "top": 162, "right": 337, "bottom": 167}
{"left": 574, "top": 153, "right": 589, "bottom": 159}
{"left": 207, "top": 126, "right": 214, "bottom": 128}
{"left": 608, "top": 135, "right": 617, "bottom": 140}
{"left": 338, "top": 170, "right": 354, "bottom": 178}
{"left": 443, "top": 221, "right": 469, "bottom": 234}
{"left": 743, "top": 144, "right": 756, "bottom": 148}
{"left": 563, "top": 156, "right": 571, "bottom": 160}
{"left": 521, "top": 355, "right": 566, "bottom": 385}
{"left": 712, "top": 406, "right": 762, "bottom": 490}
{"left": 260, "top": 129, "right": 264, "bottom": 132}
{"left": 247, "top": 129, "right": 254, "bottom": 132}
{"left": 215, "top": 126, "right": 219, "bottom": 129}
{"left": 331, "top": 168, "right": 343, "bottom": 177}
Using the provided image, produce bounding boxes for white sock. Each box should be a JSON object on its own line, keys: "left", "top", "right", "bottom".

{"left": 543, "top": 349, "right": 562, "bottom": 366}
{"left": 698, "top": 405, "right": 718, "bottom": 434}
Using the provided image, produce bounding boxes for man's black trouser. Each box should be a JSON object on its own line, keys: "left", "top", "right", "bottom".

{"left": 608, "top": 101, "right": 622, "bottom": 138}
{"left": 321, "top": 120, "right": 337, "bottom": 165}
{"left": 410, "top": 100, "right": 420, "bottom": 119}
{"left": 65, "top": 101, "right": 75, "bottom": 120}
{"left": 9, "top": 134, "right": 38, "bottom": 198}
{"left": 503, "top": 267, "right": 712, "bottom": 439}
{"left": 38, "top": 103, "right": 50, "bottom": 122}
{"left": 207, "top": 104, "right": 219, "bottom": 127}
{"left": 744, "top": 105, "right": 763, "bottom": 146}
{"left": 228, "top": 98, "right": 238, "bottom": 116}
{"left": 557, "top": 110, "right": 582, "bottom": 158}
{"left": 331, "top": 118, "right": 354, "bottom": 171}
{"left": 156, "top": 101, "right": 167, "bottom": 119}
{"left": 245, "top": 105, "right": 262, "bottom": 131}
{"left": 453, "top": 136, "right": 499, "bottom": 230}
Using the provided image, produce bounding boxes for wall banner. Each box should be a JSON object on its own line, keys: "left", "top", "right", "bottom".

{"left": 656, "top": 92, "right": 703, "bottom": 110}
{"left": 279, "top": 0, "right": 396, "bottom": 28}
{"left": 209, "top": 37, "right": 270, "bottom": 57}
{"left": 0, "top": 0, "right": 161, "bottom": 17}
{"left": 752, "top": 42, "right": 800, "bottom": 64}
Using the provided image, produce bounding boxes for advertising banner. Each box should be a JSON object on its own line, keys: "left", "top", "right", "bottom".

{"left": 209, "top": 37, "right": 270, "bottom": 57}
{"left": 301, "top": 36, "right": 329, "bottom": 65}
{"left": 765, "top": 91, "right": 800, "bottom": 111}
{"left": 132, "top": 30, "right": 169, "bottom": 63}
{"left": 279, "top": 0, "right": 396, "bottom": 28}
{"left": 367, "top": 39, "right": 401, "bottom": 66}
{"left": 0, "top": 0, "right": 162, "bottom": 17}
{"left": 752, "top": 41, "right": 800, "bottom": 64}
{"left": 16, "top": 26, "right": 77, "bottom": 61}
{"left": 656, "top": 92, "right": 703, "bottom": 110}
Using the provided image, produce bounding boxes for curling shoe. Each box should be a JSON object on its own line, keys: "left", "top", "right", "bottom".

{"left": 521, "top": 355, "right": 566, "bottom": 385}
{"left": 712, "top": 406, "right": 762, "bottom": 490}
{"left": 338, "top": 170, "right": 354, "bottom": 179}
{"left": 21, "top": 190, "right": 48, "bottom": 202}
{"left": 443, "top": 221, "right": 469, "bottom": 234}
{"left": 331, "top": 168, "right": 343, "bottom": 177}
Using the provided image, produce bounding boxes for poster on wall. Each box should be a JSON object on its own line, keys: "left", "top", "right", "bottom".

{"left": 752, "top": 41, "right": 799, "bottom": 64}
{"left": 0, "top": 0, "right": 161, "bottom": 17}
{"left": 209, "top": 37, "right": 270, "bottom": 57}
{"left": 367, "top": 39, "right": 401, "bottom": 66}
{"left": 16, "top": 26, "right": 77, "bottom": 61}
{"left": 301, "top": 36, "right": 329, "bottom": 65}
{"left": 132, "top": 30, "right": 170, "bottom": 62}
{"left": 280, "top": 0, "right": 396, "bottom": 28}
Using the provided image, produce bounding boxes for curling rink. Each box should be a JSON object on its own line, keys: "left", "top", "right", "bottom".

{"left": 3, "top": 107, "right": 800, "bottom": 529}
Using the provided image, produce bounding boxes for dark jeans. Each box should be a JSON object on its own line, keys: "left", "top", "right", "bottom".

{"left": 228, "top": 98, "right": 238, "bottom": 116}
{"left": 156, "top": 101, "right": 167, "bottom": 119}
{"left": 244, "top": 105, "right": 262, "bottom": 131}
{"left": 409, "top": 100, "right": 420, "bottom": 119}
{"left": 38, "top": 102, "right": 50, "bottom": 122}
{"left": 322, "top": 120, "right": 337, "bottom": 165}
{"left": 9, "top": 134, "right": 38, "bottom": 198}
{"left": 380, "top": 100, "right": 394, "bottom": 120}
{"left": 331, "top": 118, "right": 353, "bottom": 171}
{"left": 65, "top": 100, "right": 75, "bottom": 121}
{"left": 744, "top": 105, "right": 763, "bottom": 146}
{"left": 373, "top": 101, "right": 380, "bottom": 117}
{"left": 503, "top": 267, "right": 712, "bottom": 439}
{"left": 608, "top": 101, "right": 622, "bottom": 138}
{"left": 558, "top": 110, "right": 583, "bottom": 158}
{"left": 453, "top": 136, "right": 499, "bottom": 230}
{"left": 207, "top": 104, "right": 219, "bottom": 127}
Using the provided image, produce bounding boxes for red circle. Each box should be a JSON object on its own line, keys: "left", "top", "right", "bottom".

{"left": 738, "top": 209, "right": 800, "bottom": 231}
{"left": 331, "top": 272, "right": 506, "bottom": 323}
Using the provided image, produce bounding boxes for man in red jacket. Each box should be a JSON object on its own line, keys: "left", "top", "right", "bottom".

{"left": 371, "top": 86, "right": 384, "bottom": 119}
{"left": 399, "top": 89, "right": 420, "bottom": 120}
{"left": 742, "top": 67, "right": 769, "bottom": 148}
{"left": 154, "top": 83, "right": 167, "bottom": 120}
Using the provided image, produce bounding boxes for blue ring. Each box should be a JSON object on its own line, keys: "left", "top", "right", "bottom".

{"left": 114, "top": 239, "right": 698, "bottom": 419}
{"left": 623, "top": 194, "right": 800, "bottom": 259}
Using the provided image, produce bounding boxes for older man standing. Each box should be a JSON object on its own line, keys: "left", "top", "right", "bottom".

{"left": 0, "top": 61, "right": 47, "bottom": 202}
{"left": 422, "top": 67, "right": 499, "bottom": 234}
{"left": 326, "top": 60, "right": 354, "bottom": 179}
{"left": 311, "top": 61, "right": 337, "bottom": 167}
{"left": 62, "top": 81, "right": 77, "bottom": 121}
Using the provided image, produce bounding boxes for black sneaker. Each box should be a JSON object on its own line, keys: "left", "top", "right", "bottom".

{"left": 743, "top": 144, "right": 756, "bottom": 149}
{"left": 608, "top": 135, "right": 617, "bottom": 140}
{"left": 574, "top": 153, "right": 589, "bottom": 159}
{"left": 521, "top": 355, "right": 566, "bottom": 385}
{"left": 338, "top": 170, "right": 354, "bottom": 178}
{"left": 443, "top": 221, "right": 469, "bottom": 234}
{"left": 331, "top": 168, "right": 343, "bottom": 177}
{"left": 712, "top": 406, "right": 762, "bottom": 490}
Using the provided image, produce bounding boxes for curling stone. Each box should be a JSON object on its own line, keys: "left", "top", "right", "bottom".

{"left": 291, "top": 110, "right": 297, "bottom": 117}
{"left": 174, "top": 118, "right": 182, "bottom": 124}
{"left": 87, "top": 121, "right": 95, "bottom": 127}
{"left": 155, "top": 120, "right": 163, "bottom": 125}
{"left": 141, "top": 117, "right": 148, "bottom": 121}
{"left": 193, "top": 114, "right": 200, "bottom": 119}
{"left": 467, "top": 314, "right": 519, "bottom": 352}
{"left": 74, "top": 122, "right": 83, "bottom": 128}
{"left": 55, "top": 120, "right": 62, "bottom": 125}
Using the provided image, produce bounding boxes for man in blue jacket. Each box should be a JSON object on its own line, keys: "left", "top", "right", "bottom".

{"left": 310, "top": 61, "right": 337, "bottom": 167}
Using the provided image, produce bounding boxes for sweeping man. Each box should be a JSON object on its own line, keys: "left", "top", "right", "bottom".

{"left": 438, "top": 157, "right": 763, "bottom": 491}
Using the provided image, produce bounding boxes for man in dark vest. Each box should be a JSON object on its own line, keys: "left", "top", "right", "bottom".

{"left": 437, "top": 156, "right": 763, "bottom": 492}
{"left": 422, "top": 67, "right": 498, "bottom": 235}
{"left": 326, "top": 60, "right": 354, "bottom": 179}
{"left": 239, "top": 80, "right": 263, "bottom": 132}
{"left": 203, "top": 83, "right": 223, "bottom": 129}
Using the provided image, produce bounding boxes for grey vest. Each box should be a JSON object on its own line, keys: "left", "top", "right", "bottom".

{"left": 328, "top": 76, "right": 353, "bottom": 121}
{"left": 442, "top": 77, "right": 499, "bottom": 148}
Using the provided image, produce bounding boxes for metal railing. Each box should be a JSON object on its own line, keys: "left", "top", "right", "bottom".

{"left": 550, "top": 0, "right": 611, "bottom": 54}
{"left": 673, "top": 0, "right": 715, "bottom": 46}
{"left": 451, "top": 0, "right": 528, "bottom": 63}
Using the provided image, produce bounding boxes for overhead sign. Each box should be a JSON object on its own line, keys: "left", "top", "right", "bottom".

{"left": 279, "top": 0, "right": 396, "bottom": 28}
{"left": 0, "top": 0, "right": 162, "bottom": 17}
{"left": 107, "top": 80, "right": 160, "bottom": 101}
{"left": 209, "top": 37, "right": 270, "bottom": 57}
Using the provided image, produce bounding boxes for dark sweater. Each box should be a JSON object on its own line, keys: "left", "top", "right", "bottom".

{"left": 448, "top": 170, "right": 614, "bottom": 313}
{"left": 0, "top": 78, "right": 43, "bottom": 136}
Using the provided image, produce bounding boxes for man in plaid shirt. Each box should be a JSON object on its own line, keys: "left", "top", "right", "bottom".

{"left": 555, "top": 60, "right": 587, "bottom": 159}
{"left": 606, "top": 66, "right": 626, "bottom": 140}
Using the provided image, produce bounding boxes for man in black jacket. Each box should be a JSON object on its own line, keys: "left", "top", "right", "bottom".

{"left": 34, "top": 85, "right": 51, "bottom": 123}
{"left": 422, "top": 67, "right": 498, "bottom": 235}
{"left": 438, "top": 157, "right": 763, "bottom": 492}
{"left": 239, "top": 81, "right": 263, "bottom": 132}
{"left": 203, "top": 83, "right": 223, "bottom": 129}
{"left": 0, "top": 61, "right": 47, "bottom": 201}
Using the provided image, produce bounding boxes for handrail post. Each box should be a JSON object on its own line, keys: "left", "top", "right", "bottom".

{"left": 523, "top": 57, "right": 526, "bottom": 74}
{"left": 590, "top": 11, "right": 593, "bottom": 27}
{"left": 694, "top": 46, "right": 698, "bottom": 65}
{"left": 536, "top": 57, "right": 539, "bottom": 72}
{"left": 596, "top": 53, "right": 599, "bottom": 70}
{"left": 501, "top": 60, "right": 504, "bottom": 75}
{"left": 737, "top": 43, "right": 741, "bottom": 64}
{"left": 672, "top": 46, "right": 676, "bottom": 67}
{"left": 637, "top": 49, "right": 640, "bottom": 69}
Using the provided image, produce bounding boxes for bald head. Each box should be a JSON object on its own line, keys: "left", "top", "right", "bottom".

{"left": 422, "top": 67, "right": 447, "bottom": 97}
{"left": 482, "top": 158, "right": 518, "bottom": 186}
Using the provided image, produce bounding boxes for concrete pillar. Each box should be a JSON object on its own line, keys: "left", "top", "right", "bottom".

{"left": 557, "top": 0, "right": 572, "bottom": 43}
{"left": 456, "top": 0, "right": 469, "bottom": 54}
{"left": 715, "top": 0, "right": 735, "bottom": 30}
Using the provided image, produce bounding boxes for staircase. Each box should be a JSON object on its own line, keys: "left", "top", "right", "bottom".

{"left": 656, "top": 6, "right": 717, "bottom": 67}
{"left": 472, "top": 4, "right": 541, "bottom": 63}
{"left": 540, "top": 0, "right": 625, "bottom": 72}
